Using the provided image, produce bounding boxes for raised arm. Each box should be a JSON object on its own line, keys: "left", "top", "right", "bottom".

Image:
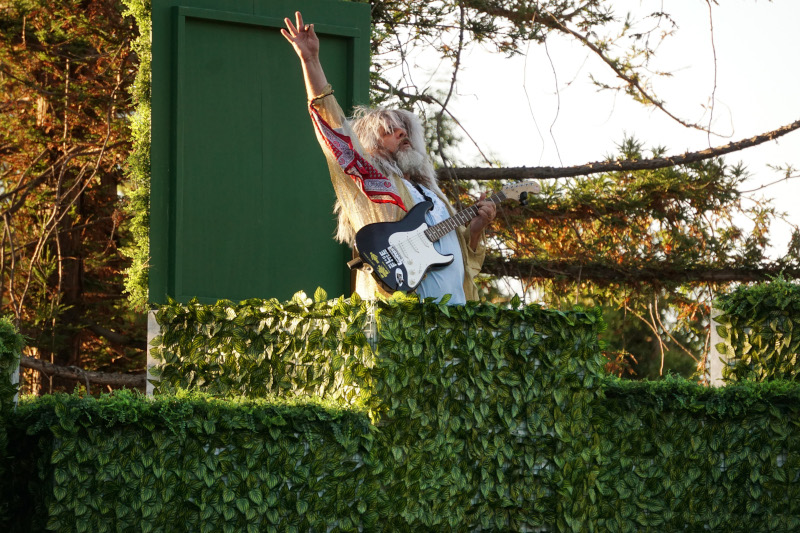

{"left": 281, "top": 12, "right": 329, "bottom": 100}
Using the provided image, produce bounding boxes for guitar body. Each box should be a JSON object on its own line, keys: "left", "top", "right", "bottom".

{"left": 355, "top": 201, "right": 454, "bottom": 292}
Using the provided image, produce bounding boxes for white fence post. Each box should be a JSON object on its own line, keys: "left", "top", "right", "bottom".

{"left": 11, "top": 358, "right": 19, "bottom": 407}
{"left": 707, "top": 306, "right": 727, "bottom": 387}
{"left": 146, "top": 310, "right": 159, "bottom": 396}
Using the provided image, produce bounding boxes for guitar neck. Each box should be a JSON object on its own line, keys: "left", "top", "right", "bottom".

{"left": 424, "top": 191, "right": 506, "bottom": 242}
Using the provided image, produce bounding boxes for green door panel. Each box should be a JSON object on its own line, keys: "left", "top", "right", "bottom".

{"left": 150, "top": 0, "right": 369, "bottom": 304}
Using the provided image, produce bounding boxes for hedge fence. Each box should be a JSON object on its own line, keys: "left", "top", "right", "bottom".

{"left": 715, "top": 276, "right": 800, "bottom": 382}
{"left": 0, "top": 316, "right": 24, "bottom": 524}
{"left": 145, "top": 290, "right": 607, "bottom": 531}
{"left": 3, "top": 289, "right": 800, "bottom": 531}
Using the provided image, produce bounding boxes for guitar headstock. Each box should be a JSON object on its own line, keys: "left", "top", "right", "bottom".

{"left": 500, "top": 181, "right": 541, "bottom": 204}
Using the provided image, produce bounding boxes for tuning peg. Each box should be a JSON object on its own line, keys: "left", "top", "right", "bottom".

{"left": 519, "top": 191, "right": 529, "bottom": 206}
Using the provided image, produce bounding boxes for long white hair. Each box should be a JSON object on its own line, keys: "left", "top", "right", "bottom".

{"left": 350, "top": 106, "right": 438, "bottom": 191}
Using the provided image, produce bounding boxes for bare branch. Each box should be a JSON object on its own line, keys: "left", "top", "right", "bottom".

{"left": 739, "top": 174, "right": 800, "bottom": 195}
{"left": 704, "top": 0, "right": 719, "bottom": 145}
{"left": 438, "top": 118, "right": 800, "bottom": 181}
{"left": 483, "top": 257, "right": 800, "bottom": 283}
{"left": 479, "top": 3, "right": 712, "bottom": 133}
{"left": 646, "top": 300, "right": 666, "bottom": 376}
{"left": 87, "top": 323, "right": 146, "bottom": 349}
{"left": 21, "top": 355, "right": 145, "bottom": 388}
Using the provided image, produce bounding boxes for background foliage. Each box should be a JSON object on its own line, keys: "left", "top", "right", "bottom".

{"left": 0, "top": 0, "right": 145, "bottom": 393}
{"left": 120, "top": 0, "right": 151, "bottom": 313}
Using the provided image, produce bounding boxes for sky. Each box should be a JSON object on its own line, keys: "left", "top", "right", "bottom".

{"left": 388, "top": 0, "right": 800, "bottom": 259}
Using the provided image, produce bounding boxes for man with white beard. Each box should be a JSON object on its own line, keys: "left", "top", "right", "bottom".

{"left": 282, "top": 12, "right": 496, "bottom": 304}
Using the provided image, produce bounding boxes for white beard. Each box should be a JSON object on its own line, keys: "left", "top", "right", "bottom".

{"left": 370, "top": 144, "right": 437, "bottom": 190}
{"left": 395, "top": 146, "right": 428, "bottom": 178}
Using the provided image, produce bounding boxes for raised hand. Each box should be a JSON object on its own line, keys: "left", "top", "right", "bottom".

{"left": 281, "top": 11, "right": 319, "bottom": 62}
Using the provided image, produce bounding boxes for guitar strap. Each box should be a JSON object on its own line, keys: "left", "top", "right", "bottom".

{"left": 411, "top": 182, "right": 434, "bottom": 204}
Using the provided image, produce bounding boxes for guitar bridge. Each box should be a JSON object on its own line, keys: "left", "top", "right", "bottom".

{"left": 386, "top": 246, "right": 403, "bottom": 266}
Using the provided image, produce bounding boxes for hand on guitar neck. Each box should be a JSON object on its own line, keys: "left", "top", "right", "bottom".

{"left": 469, "top": 192, "right": 496, "bottom": 250}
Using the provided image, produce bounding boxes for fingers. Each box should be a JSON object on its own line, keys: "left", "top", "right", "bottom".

{"left": 283, "top": 12, "right": 310, "bottom": 40}
{"left": 283, "top": 16, "right": 297, "bottom": 36}
{"left": 477, "top": 200, "right": 496, "bottom": 222}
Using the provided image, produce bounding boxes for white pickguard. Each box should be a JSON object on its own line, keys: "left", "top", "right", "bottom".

{"left": 387, "top": 223, "right": 453, "bottom": 288}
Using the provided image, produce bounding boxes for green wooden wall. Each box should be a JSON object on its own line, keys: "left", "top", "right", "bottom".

{"left": 150, "top": 0, "right": 370, "bottom": 304}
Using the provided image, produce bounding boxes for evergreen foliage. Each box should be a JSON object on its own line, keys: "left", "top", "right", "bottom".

{"left": 0, "top": 0, "right": 144, "bottom": 390}
{"left": 120, "top": 0, "right": 152, "bottom": 312}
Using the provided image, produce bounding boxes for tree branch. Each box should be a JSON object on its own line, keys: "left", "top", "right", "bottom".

{"left": 546, "top": 12, "right": 708, "bottom": 132}
{"left": 87, "top": 323, "right": 146, "bottom": 349}
{"left": 20, "top": 356, "right": 146, "bottom": 388}
{"left": 437, "top": 118, "right": 800, "bottom": 181}
{"left": 483, "top": 257, "right": 800, "bottom": 283}
{"left": 454, "top": 2, "right": 703, "bottom": 131}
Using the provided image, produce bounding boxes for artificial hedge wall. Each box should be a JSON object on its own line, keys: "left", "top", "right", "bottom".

{"left": 149, "top": 290, "right": 373, "bottom": 405}
{"left": 6, "top": 391, "right": 377, "bottom": 533}
{"left": 715, "top": 276, "right": 800, "bottom": 382}
{"left": 367, "top": 294, "right": 605, "bottom": 530}
{"left": 3, "top": 294, "right": 608, "bottom": 531}
{"left": 0, "top": 316, "right": 25, "bottom": 524}
{"left": 4, "top": 294, "right": 800, "bottom": 530}
{"left": 595, "top": 377, "right": 800, "bottom": 531}
{"left": 5, "top": 381, "right": 800, "bottom": 532}
{"left": 150, "top": 291, "right": 607, "bottom": 530}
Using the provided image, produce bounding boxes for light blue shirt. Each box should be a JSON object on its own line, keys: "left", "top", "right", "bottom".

{"left": 404, "top": 181, "right": 466, "bottom": 305}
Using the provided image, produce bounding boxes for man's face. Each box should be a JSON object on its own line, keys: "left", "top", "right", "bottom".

{"left": 378, "top": 125, "right": 412, "bottom": 158}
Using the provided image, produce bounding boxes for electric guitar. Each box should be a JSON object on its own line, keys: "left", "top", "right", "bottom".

{"left": 353, "top": 181, "right": 541, "bottom": 293}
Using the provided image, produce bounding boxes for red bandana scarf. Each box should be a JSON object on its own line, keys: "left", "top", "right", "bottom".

{"left": 309, "top": 105, "right": 407, "bottom": 212}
